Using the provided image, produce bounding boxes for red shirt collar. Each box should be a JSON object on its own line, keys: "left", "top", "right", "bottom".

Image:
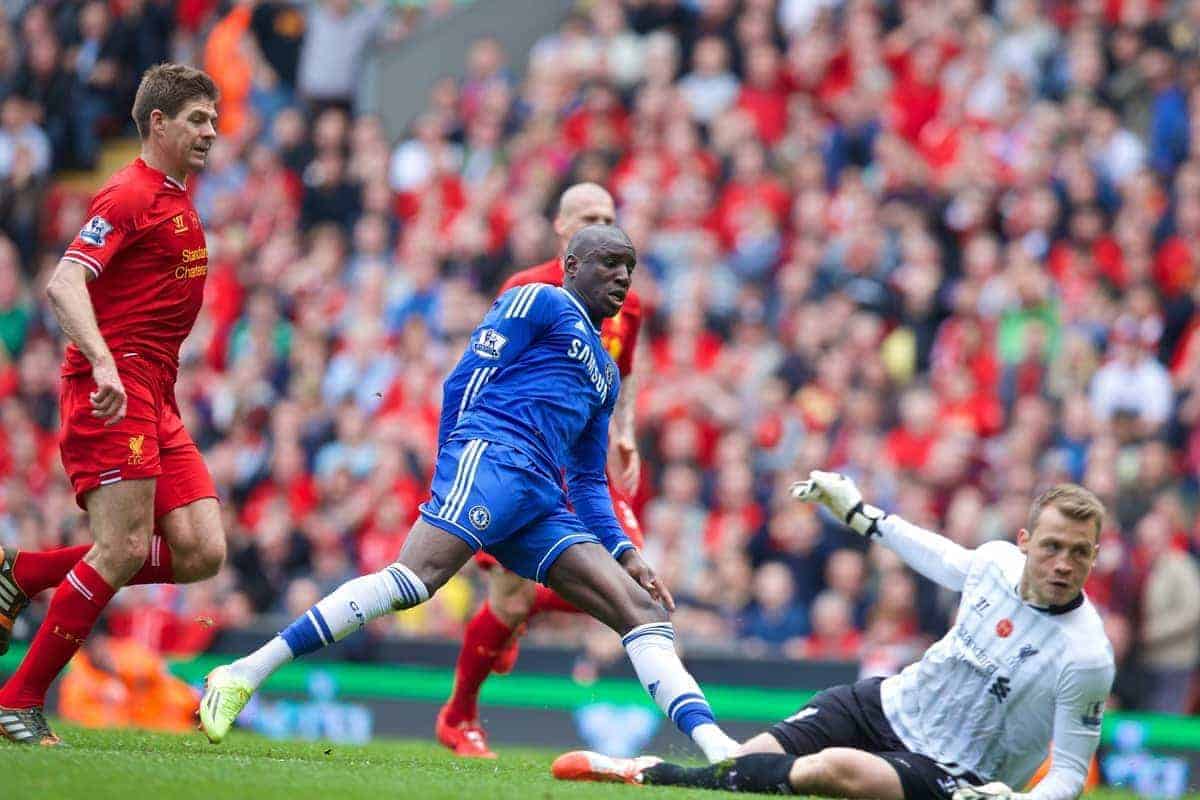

{"left": 135, "top": 157, "right": 187, "bottom": 191}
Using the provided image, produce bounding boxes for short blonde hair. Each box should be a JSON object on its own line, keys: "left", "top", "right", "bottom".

{"left": 1027, "top": 484, "right": 1105, "bottom": 539}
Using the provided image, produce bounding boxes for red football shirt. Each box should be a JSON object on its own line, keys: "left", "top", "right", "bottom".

{"left": 499, "top": 258, "right": 642, "bottom": 377}
{"left": 61, "top": 158, "right": 209, "bottom": 378}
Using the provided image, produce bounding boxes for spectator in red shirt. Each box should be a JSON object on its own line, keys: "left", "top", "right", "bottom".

{"left": 715, "top": 139, "right": 789, "bottom": 247}
{"left": 887, "top": 39, "right": 944, "bottom": 144}
{"left": 797, "top": 590, "right": 862, "bottom": 661}
{"left": 1153, "top": 193, "right": 1200, "bottom": 299}
{"left": 885, "top": 385, "right": 940, "bottom": 472}
{"left": 735, "top": 44, "right": 788, "bottom": 144}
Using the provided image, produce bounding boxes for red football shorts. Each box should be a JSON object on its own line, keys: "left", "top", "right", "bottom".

{"left": 473, "top": 485, "right": 644, "bottom": 570}
{"left": 59, "top": 355, "right": 217, "bottom": 517}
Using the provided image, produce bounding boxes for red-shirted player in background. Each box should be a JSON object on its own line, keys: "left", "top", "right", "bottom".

{"left": 435, "top": 183, "right": 646, "bottom": 757}
{"left": 0, "top": 65, "right": 225, "bottom": 745}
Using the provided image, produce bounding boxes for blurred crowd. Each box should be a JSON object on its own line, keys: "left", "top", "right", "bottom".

{"left": 2, "top": 0, "right": 1200, "bottom": 716}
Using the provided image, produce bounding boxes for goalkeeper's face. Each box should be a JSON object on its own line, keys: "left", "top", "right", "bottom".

{"left": 1017, "top": 506, "right": 1099, "bottom": 608}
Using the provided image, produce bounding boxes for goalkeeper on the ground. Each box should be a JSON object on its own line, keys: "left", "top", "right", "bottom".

{"left": 553, "top": 473, "right": 1115, "bottom": 800}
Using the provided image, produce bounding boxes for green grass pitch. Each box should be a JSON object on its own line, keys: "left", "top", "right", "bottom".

{"left": 0, "top": 725, "right": 1155, "bottom": 800}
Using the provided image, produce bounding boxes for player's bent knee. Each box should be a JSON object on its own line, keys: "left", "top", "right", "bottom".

{"left": 207, "top": 534, "right": 228, "bottom": 574}
{"left": 167, "top": 524, "right": 227, "bottom": 582}
{"left": 789, "top": 752, "right": 841, "bottom": 795}
{"left": 793, "top": 749, "right": 893, "bottom": 799}
{"left": 91, "top": 533, "right": 152, "bottom": 580}
{"left": 490, "top": 578, "right": 536, "bottom": 626}
{"left": 188, "top": 534, "right": 226, "bottom": 581}
{"left": 822, "top": 750, "right": 865, "bottom": 794}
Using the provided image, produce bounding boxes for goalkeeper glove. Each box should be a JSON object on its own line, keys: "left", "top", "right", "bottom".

{"left": 789, "top": 470, "right": 886, "bottom": 538}
{"left": 952, "top": 782, "right": 1026, "bottom": 800}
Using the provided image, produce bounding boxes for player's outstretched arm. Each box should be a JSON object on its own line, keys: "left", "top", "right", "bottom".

{"left": 792, "top": 470, "right": 974, "bottom": 591}
{"left": 1027, "top": 661, "right": 1114, "bottom": 800}
{"left": 564, "top": 406, "right": 675, "bottom": 609}
{"left": 46, "top": 259, "right": 126, "bottom": 424}
{"left": 954, "top": 660, "right": 1112, "bottom": 800}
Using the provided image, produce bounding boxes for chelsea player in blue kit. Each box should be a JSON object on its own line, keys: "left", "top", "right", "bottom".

{"left": 199, "top": 225, "right": 741, "bottom": 763}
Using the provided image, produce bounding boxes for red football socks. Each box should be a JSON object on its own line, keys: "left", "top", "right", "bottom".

{"left": 11, "top": 535, "right": 175, "bottom": 597}
{"left": 530, "top": 584, "right": 579, "bottom": 615}
{"left": 11, "top": 545, "right": 89, "bottom": 597}
{"left": 444, "top": 603, "right": 512, "bottom": 726}
{"left": 0, "top": 560, "right": 116, "bottom": 708}
{"left": 126, "top": 534, "right": 174, "bottom": 586}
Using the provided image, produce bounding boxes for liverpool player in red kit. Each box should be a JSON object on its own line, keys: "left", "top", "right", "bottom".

{"left": 0, "top": 65, "right": 225, "bottom": 745}
{"left": 436, "top": 183, "right": 646, "bottom": 757}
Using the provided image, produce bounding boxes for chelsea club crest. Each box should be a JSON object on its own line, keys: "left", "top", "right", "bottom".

{"left": 468, "top": 505, "right": 491, "bottom": 530}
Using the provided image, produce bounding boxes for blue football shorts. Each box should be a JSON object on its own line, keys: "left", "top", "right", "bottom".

{"left": 418, "top": 438, "right": 601, "bottom": 583}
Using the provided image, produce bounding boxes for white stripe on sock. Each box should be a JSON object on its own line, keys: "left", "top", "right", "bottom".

{"left": 66, "top": 571, "right": 93, "bottom": 601}
{"left": 306, "top": 610, "right": 329, "bottom": 645}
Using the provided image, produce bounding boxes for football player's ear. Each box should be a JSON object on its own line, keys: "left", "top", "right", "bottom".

{"left": 563, "top": 252, "right": 579, "bottom": 278}
{"left": 1016, "top": 528, "right": 1031, "bottom": 552}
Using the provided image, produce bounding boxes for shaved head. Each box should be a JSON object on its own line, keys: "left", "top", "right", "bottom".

{"left": 554, "top": 183, "right": 616, "bottom": 249}
{"left": 557, "top": 182, "right": 612, "bottom": 219}
{"left": 566, "top": 223, "right": 634, "bottom": 261}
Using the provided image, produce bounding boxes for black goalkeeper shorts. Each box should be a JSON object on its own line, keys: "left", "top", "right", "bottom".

{"left": 767, "top": 677, "right": 984, "bottom": 800}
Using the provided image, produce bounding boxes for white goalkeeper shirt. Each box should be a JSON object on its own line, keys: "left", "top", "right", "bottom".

{"left": 876, "top": 518, "right": 1115, "bottom": 800}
